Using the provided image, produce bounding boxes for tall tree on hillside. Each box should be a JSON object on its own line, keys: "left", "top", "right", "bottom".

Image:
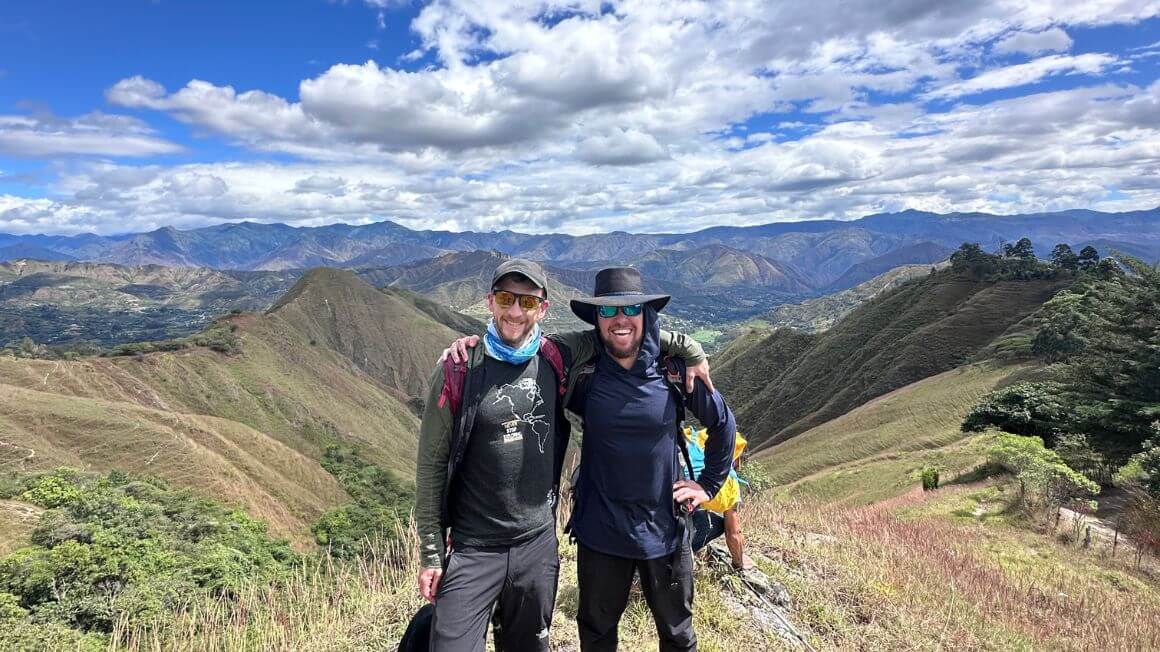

{"left": 1004, "top": 237, "right": 1036, "bottom": 260}
{"left": 972, "top": 256, "right": 1159, "bottom": 466}
{"left": 1077, "top": 259, "right": 1160, "bottom": 449}
{"left": 1051, "top": 243, "right": 1079, "bottom": 271}
{"left": 1077, "top": 246, "right": 1100, "bottom": 271}
{"left": 950, "top": 242, "right": 1000, "bottom": 278}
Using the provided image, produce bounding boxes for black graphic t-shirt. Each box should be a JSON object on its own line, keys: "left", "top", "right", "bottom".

{"left": 450, "top": 354, "right": 558, "bottom": 547}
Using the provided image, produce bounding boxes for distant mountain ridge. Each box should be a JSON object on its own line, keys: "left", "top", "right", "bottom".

{"left": 3, "top": 208, "right": 1156, "bottom": 293}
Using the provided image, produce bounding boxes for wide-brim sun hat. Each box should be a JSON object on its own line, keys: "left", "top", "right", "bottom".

{"left": 570, "top": 266, "right": 670, "bottom": 325}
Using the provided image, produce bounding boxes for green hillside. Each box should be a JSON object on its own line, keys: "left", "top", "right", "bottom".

{"left": 268, "top": 267, "right": 465, "bottom": 399}
{"left": 749, "top": 262, "right": 942, "bottom": 334}
{"left": 755, "top": 362, "right": 1027, "bottom": 503}
{"left": 0, "top": 268, "right": 468, "bottom": 545}
{"left": 716, "top": 268, "right": 1071, "bottom": 450}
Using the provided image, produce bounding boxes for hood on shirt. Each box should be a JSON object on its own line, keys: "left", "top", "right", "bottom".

{"left": 594, "top": 304, "right": 661, "bottom": 375}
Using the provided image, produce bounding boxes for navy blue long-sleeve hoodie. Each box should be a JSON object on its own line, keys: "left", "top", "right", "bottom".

{"left": 570, "top": 305, "right": 736, "bottom": 560}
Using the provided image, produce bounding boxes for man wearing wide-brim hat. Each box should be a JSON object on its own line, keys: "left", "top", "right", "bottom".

{"left": 567, "top": 266, "right": 736, "bottom": 652}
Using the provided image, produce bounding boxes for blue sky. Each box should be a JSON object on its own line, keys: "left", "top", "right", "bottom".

{"left": 1, "top": 1, "right": 1159, "bottom": 235}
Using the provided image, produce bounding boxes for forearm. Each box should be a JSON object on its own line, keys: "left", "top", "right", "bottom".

{"left": 691, "top": 384, "right": 736, "bottom": 497}
{"left": 416, "top": 368, "right": 452, "bottom": 568}
{"left": 415, "top": 454, "right": 448, "bottom": 569}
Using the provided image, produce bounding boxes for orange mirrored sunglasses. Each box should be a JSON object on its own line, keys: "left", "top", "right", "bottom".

{"left": 493, "top": 289, "right": 544, "bottom": 311}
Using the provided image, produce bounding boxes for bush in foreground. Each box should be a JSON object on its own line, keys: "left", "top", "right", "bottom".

{"left": 0, "top": 468, "right": 297, "bottom": 636}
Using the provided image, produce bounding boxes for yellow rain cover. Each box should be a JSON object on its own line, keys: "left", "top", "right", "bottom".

{"left": 684, "top": 427, "right": 748, "bottom": 513}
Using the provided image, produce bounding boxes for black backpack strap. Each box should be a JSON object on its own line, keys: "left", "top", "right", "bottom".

{"left": 662, "top": 356, "right": 695, "bottom": 476}
{"left": 661, "top": 355, "right": 696, "bottom": 540}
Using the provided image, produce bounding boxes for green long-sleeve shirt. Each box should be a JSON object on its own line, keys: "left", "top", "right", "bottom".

{"left": 414, "top": 329, "right": 705, "bottom": 569}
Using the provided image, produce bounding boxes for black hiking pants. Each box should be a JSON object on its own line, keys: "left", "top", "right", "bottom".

{"left": 431, "top": 526, "right": 558, "bottom": 652}
{"left": 576, "top": 540, "right": 696, "bottom": 652}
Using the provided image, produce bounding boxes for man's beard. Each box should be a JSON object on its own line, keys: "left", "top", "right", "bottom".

{"left": 497, "top": 318, "right": 536, "bottom": 348}
{"left": 602, "top": 333, "right": 642, "bottom": 360}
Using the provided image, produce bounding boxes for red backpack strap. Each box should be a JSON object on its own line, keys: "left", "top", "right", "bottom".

{"left": 437, "top": 356, "right": 468, "bottom": 417}
{"left": 538, "top": 336, "right": 568, "bottom": 397}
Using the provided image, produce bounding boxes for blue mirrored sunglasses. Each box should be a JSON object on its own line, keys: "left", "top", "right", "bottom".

{"left": 597, "top": 304, "right": 643, "bottom": 318}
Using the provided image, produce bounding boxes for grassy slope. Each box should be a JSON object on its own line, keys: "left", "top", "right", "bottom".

{"left": 716, "top": 270, "right": 1070, "bottom": 451}
{"left": 0, "top": 269, "right": 466, "bottom": 545}
{"left": 267, "top": 267, "right": 465, "bottom": 399}
{"left": 758, "top": 263, "right": 938, "bottom": 333}
{"left": 753, "top": 362, "right": 1025, "bottom": 501}
{"left": 0, "top": 499, "right": 42, "bottom": 556}
{"left": 114, "top": 483, "right": 1160, "bottom": 651}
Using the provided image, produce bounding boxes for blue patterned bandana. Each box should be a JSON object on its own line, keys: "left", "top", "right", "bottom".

{"left": 485, "top": 319, "right": 542, "bottom": 364}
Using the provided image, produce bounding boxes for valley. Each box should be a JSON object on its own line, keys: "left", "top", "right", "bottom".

{"left": 0, "top": 224, "right": 1157, "bottom": 650}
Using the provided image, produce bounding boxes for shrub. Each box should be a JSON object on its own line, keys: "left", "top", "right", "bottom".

{"left": 920, "top": 467, "right": 939, "bottom": 491}
{"left": 962, "top": 382, "right": 1069, "bottom": 442}
{"left": 0, "top": 469, "right": 297, "bottom": 635}
{"left": 0, "top": 621, "right": 105, "bottom": 651}
{"left": 19, "top": 469, "right": 86, "bottom": 508}
{"left": 986, "top": 432, "right": 1099, "bottom": 516}
{"left": 312, "top": 446, "right": 413, "bottom": 558}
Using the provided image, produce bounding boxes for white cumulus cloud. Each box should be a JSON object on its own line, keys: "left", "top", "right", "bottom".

{"left": 0, "top": 111, "right": 181, "bottom": 157}
{"left": 993, "top": 27, "right": 1074, "bottom": 55}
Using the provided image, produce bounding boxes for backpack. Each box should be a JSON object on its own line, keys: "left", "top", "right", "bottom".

{"left": 683, "top": 427, "right": 747, "bottom": 514}
{"left": 397, "top": 604, "right": 433, "bottom": 652}
{"left": 437, "top": 335, "right": 567, "bottom": 416}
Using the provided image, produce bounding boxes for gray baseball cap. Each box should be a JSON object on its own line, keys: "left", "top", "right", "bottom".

{"left": 491, "top": 258, "right": 549, "bottom": 298}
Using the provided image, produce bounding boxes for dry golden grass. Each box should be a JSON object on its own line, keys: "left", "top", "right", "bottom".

{"left": 742, "top": 485, "right": 1160, "bottom": 651}
{"left": 0, "top": 498, "right": 42, "bottom": 556}
{"left": 107, "top": 481, "right": 1160, "bottom": 651}
{"left": 0, "top": 309, "right": 428, "bottom": 546}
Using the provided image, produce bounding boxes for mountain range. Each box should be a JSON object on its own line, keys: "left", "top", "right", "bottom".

{"left": 3, "top": 208, "right": 1157, "bottom": 292}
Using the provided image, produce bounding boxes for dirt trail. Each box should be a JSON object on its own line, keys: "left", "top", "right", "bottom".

{"left": 1057, "top": 507, "right": 1132, "bottom": 551}
{"left": 0, "top": 438, "right": 35, "bottom": 469}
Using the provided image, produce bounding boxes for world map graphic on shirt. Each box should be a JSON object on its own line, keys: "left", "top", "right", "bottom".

{"left": 492, "top": 377, "right": 551, "bottom": 453}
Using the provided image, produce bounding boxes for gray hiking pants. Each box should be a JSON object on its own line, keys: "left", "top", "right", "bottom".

{"left": 430, "top": 526, "right": 558, "bottom": 652}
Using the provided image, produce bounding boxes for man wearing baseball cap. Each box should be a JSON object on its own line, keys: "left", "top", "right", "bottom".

{"left": 415, "top": 259, "right": 711, "bottom": 651}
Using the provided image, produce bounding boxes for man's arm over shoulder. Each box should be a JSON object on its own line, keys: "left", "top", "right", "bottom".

{"left": 659, "top": 330, "right": 706, "bottom": 366}
{"left": 416, "top": 363, "right": 453, "bottom": 569}
{"left": 687, "top": 379, "right": 736, "bottom": 500}
{"left": 548, "top": 329, "right": 595, "bottom": 367}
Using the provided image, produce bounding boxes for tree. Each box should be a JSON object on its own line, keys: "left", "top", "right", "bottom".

{"left": 1114, "top": 436, "right": 1160, "bottom": 563}
{"left": 1031, "top": 290, "right": 1090, "bottom": 361}
{"left": 987, "top": 433, "right": 1099, "bottom": 516}
{"left": 950, "top": 242, "right": 1000, "bottom": 278}
{"left": 1050, "top": 243, "right": 1078, "bottom": 271}
{"left": 962, "top": 382, "right": 1070, "bottom": 442}
{"left": 1077, "top": 245, "right": 1100, "bottom": 270}
{"left": 1003, "top": 237, "right": 1036, "bottom": 260}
